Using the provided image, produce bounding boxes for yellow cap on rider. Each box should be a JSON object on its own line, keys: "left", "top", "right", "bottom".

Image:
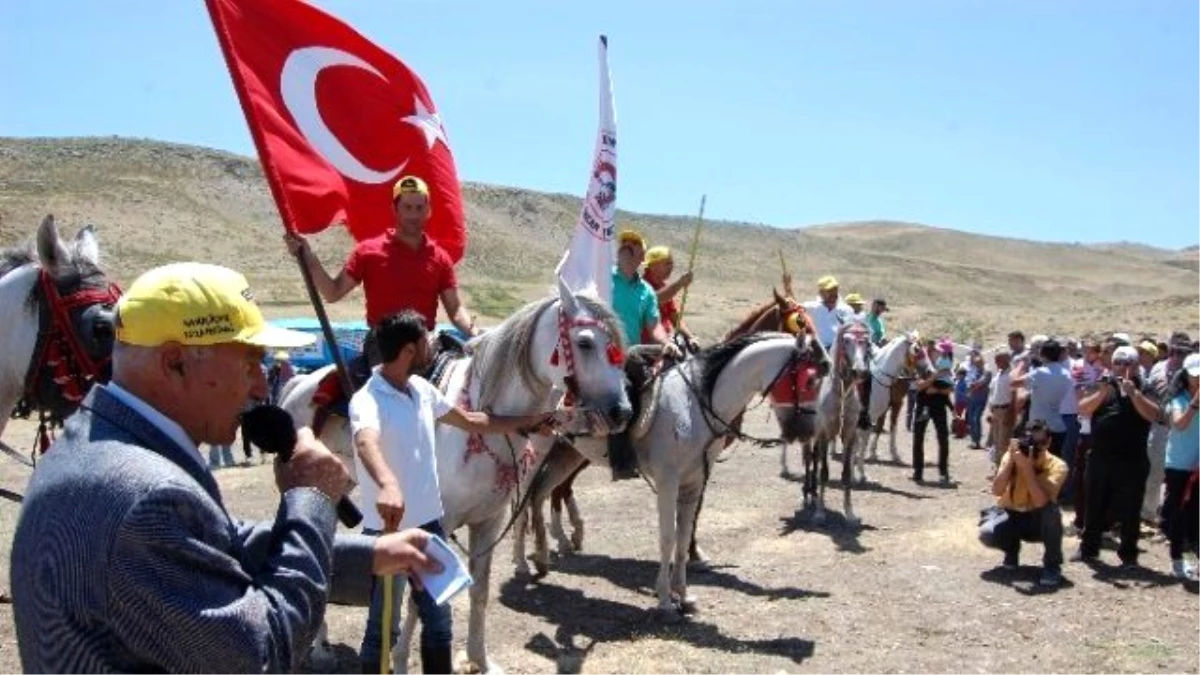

{"left": 817, "top": 275, "right": 839, "bottom": 291}
{"left": 392, "top": 175, "right": 429, "bottom": 200}
{"left": 645, "top": 246, "right": 671, "bottom": 265}
{"left": 845, "top": 292, "right": 864, "bottom": 305}
{"left": 617, "top": 229, "right": 646, "bottom": 250}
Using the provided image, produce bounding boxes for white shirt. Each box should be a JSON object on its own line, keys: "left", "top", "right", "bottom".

{"left": 802, "top": 299, "right": 856, "bottom": 348}
{"left": 105, "top": 383, "right": 200, "bottom": 458}
{"left": 350, "top": 369, "right": 453, "bottom": 531}
{"left": 988, "top": 368, "right": 1013, "bottom": 407}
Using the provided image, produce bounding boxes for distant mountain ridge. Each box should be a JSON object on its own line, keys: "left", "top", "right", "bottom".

{"left": 1, "top": 136, "right": 1196, "bottom": 342}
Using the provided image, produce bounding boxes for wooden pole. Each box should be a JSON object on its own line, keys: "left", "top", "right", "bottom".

{"left": 676, "top": 194, "right": 707, "bottom": 321}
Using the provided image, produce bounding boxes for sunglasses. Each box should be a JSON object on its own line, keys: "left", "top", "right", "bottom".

{"left": 1112, "top": 358, "right": 1137, "bottom": 366}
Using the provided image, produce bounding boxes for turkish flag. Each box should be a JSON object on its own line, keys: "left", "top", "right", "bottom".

{"left": 206, "top": 0, "right": 466, "bottom": 261}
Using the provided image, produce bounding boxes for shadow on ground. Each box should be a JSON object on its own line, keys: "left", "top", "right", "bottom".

{"left": 500, "top": 562, "right": 820, "bottom": 673}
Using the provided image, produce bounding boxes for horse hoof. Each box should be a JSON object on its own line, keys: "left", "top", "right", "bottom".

{"left": 514, "top": 562, "right": 533, "bottom": 579}
{"left": 570, "top": 530, "right": 584, "bottom": 552}
{"left": 533, "top": 560, "right": 550, "bottom": 579}
{"left": 655, "top": 605, "right": 685, "bottom": 623}
{"left": 306, "top": 642, "right": 337, "bottom": 673}
{"left": 812, "top": 510, "right": 827, "bottom": 525}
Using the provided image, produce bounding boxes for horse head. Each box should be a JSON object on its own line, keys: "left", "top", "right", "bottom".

{"left": 0, "top": 215, "right": 120, "bottom": 423}
{"left": 35, "top": 216, "right": 119, "bottom": 366}
{"left": 839, "top": 322, "right": 872, "bottom": 380}
{"left": 550, "top": 277, "right": 632, "bottom": 432}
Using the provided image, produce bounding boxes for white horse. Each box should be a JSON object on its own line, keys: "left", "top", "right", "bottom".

{"left": 856, "top": 332, "right": 933, "bottom": 470}
{"left": 1, "top": 215, "right": 118, "bottom": 465}
{"left": 280, "top": 280, "right": 630, "bottom": 673}
{"left": 797, "top": 322, "right": 870, "bottom": 525}
{"left": 512, "top": 331, "right": 812, "bottom": 616}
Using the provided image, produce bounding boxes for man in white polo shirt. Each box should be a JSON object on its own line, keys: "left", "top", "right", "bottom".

{"left": 349, "top": 310, "right": 555, "bottom": 674}
{"left": 784, "top": 273, "right": 855, "bottom": 350}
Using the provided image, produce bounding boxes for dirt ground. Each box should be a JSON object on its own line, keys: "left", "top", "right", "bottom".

{"left": 1, "top": 410, "right": 1197, "bottom": 674}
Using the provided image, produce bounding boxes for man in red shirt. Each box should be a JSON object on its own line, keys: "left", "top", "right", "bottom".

{"left": 641, "top": 245, "right": 699, "bottom": 352}
{"left": 284, "top": 175, "right": 479, "bottom": 372}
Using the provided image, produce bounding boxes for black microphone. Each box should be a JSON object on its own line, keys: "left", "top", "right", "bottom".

{"left": 241, "top": 404, "right": 363, "bottom": 528}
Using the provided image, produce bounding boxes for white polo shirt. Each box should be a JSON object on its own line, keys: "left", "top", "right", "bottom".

{"left": 988, "top": 368, "right": 1013, "bottom": 407}
{"left": 350, "top": 369, "right": 453, "bottom": 531}
{"left": 802, "top": 299, "right": 856, "bottom": 348}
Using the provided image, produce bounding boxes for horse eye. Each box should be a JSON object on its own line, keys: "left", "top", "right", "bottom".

{"left": 576, "top": 337, "right": 595, "bottom": 352}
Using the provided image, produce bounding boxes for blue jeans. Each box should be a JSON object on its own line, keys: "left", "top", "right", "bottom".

{"left": 207, "top": 444, "right": 234, "bottom": 468}
{"left": 1059, "top": 414, "right": 1079, "bottom": 503}
{"left": 966, "top": 397, "right": 987, "bottom": 446}
{"left": 360, "top": 520, "right": 453, "bottom": 668}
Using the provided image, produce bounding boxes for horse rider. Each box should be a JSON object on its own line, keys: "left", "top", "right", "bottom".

{"left": 641, "top": 245, "right": 701, "bottom": 353}
{"left": 864, "top": 298, "right": 889, "bottom": 346}
{"left": 844, "top": 292, "right": 866, "bottom": 319}
{"left": 783, "top": 273, "right": 855, "bottom": 351}
{"left": 283, "top": 174, "right": 480, "bottom": 391}
{"left": 610, "top": 229, "right": 684, "bottom": 480}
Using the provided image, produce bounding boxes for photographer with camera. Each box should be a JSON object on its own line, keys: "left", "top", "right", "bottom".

{"left": 1072, "top": 345, "right": 1161, "bottom": 568}
{"left": 979, "top": 419, "right": 1069, "bottom": 586}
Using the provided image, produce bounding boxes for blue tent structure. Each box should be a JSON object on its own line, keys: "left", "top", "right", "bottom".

{"left": 266, "top": 318, "right": 468, "bottom": 371}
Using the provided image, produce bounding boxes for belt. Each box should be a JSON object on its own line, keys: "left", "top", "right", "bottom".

{"left": 990, "top": 404, "right": 1011, "bottom": 409}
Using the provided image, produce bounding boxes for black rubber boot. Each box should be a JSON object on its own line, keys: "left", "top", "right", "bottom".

{"left": 421, "top": 645, "right": 453, "bottom": 674}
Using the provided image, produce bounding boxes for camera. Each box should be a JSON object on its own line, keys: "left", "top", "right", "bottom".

{"left": 1017, "top": 419, "right": 1050, "bottom": 456}
{"left": 1016, "top": 435, "right": 1037, "bottom": 456}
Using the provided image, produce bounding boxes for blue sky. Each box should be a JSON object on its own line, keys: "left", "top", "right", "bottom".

{"left": 2, "top": 1, "right": 1196, "bottom": 248}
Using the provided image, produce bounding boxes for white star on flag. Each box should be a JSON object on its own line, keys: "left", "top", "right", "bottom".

{"left": 402, "top": 97, "right": 447, "bottom": 150}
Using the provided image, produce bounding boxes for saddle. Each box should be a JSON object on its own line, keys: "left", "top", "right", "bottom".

{"left": 311, "top": 331, "right": 466, "bottom": 435}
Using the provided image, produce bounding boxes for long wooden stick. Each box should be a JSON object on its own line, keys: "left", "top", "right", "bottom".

{"left": 676, "top": 194, "right": 706, "bottom": 321}
{"left": 380, "top": 573, "right": 394, "bottom": 674}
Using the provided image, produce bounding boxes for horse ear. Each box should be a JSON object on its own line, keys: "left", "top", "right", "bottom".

{"left": 75, "top": 224, "right": 100, "bottom": 267}
{"left": 36, "top": 214, "right": 71, "bottom": 275}
{"left": 773, "top": 287, "right": 784, "bottom": 304}
{"left": 557, "top": 276, "right": 580, "bottom": 317}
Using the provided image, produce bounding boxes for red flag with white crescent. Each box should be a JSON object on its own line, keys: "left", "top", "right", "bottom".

{"left": 205, "top": 0, "right": 466, "bottom": 262}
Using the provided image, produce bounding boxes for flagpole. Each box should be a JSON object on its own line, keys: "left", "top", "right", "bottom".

{"left": 206, "top": 0, "right": 355, "bottom": 399}
{"left": 676, "top": 194, "right": 707, "bottom": 322}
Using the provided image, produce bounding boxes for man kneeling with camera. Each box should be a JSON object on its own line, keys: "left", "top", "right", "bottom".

{"left": 979, "top": 419, "right": 1069, "bottom": 587}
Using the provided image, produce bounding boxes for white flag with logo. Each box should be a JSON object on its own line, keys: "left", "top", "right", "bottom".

{"left": 555, "top": 35, "right": 617, "bottom": 303}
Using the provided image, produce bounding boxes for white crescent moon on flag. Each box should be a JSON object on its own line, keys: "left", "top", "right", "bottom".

{"left": 280, "top": 46, "right": 406, "bottom": 184}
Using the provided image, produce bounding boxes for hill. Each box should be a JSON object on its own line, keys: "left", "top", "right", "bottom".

{"left": 1, "top": 136, "right": 1196, "bottom": 344}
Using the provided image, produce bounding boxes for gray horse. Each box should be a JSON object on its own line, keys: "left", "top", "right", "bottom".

{"left": 796, "top": 322, "right": 871, "bottom": 525}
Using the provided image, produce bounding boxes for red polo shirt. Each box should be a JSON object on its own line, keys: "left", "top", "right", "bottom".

{"left": 641, "top": 274, "right": 678, "bottom": 343}
{"left": 343, "top": 232, "right": 457, "bottom": 329}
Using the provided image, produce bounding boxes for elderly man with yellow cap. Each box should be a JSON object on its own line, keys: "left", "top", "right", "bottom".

{"left": 10, "top": 262, "right": 440, "bottom": 673}
{"left": 610, "top": 229, "right": 684, "bottom": 480}
{"left": 783, "top": 273, "right": 856, "bottom": 350}
{"left": 641, "top": 244, "right": 700, "bottom": 353}
{"left": 284, "top": 175, "right": 479, "bottom": 375}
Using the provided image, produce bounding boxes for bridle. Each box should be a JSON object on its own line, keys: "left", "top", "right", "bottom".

{"left": 871, "top": 338, "right": 927, "bottom": 390}
{"left": 549, "top": 308, "right": 623, "bottom": 405}
{"left": 17, "top": 268, "right": 122, "bottom": 456}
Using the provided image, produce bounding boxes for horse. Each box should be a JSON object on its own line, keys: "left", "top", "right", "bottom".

{"left": 0, "top": 215, "right": 119, "bottom": 474}
{"left": 854, "top": 332, "right": 933, "bottom": 475}
{"left": 796, "top": 321, "right": 870, "bottom": 525}
{"left": 513, "top": 289, "right": 821, "bottom": 573}
{"left": 513, "top": 331, "right": 817, "bottom": 616}
{"left": 279, "top": 279, "right": 631, "bottom": 674}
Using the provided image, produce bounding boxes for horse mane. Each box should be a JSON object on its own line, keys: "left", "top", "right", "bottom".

{"left": 468, "top": 291, "right": 624, "bottom": 411}
{"left": 0, "top": 243, "right": 35, "bottom": 280}
{"left": 699, "top": 331, "right": 788, "bottom": 404}
{"left": 723, "top": 300, "right": 778, "bottom": 341}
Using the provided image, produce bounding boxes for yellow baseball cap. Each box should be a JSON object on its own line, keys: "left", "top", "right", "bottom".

{"left": 115, "top": 263, "right": 315, "bottom": 349}
{"left": 645, "top": 246, "right": 671, "bottom": 265}
{"left": 845, "top": 292, "right": 864, "bottom": 305}
{"left": 392, "top": 175, "right": 429, "bottom": 200}
{"left": 1136, "top": 340, "right": 1158, "bottom": 359}
{"left": 617, "top": 229, "right": 645, "bottom": 249}
{"left": 817, "top": 275, "right": 839, "bottom": 291}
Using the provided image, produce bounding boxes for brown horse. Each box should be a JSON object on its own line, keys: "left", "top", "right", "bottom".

{"left": 523, "top": 289, "right": 823, "bottom": 571}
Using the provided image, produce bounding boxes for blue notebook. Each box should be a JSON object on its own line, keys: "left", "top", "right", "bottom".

{"left": 414, "top": 533, "right": 474, "bottom": 606}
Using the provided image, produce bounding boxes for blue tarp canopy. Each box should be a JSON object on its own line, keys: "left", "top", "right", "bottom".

{"left": 266, "top": 318, "right": 467, "bottom": 371}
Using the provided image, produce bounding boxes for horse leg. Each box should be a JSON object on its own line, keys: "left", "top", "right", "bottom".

{"left": 465, "top": 517, "right": 505, "bottom": 674}
{"left": 306, "top": 620, "right": 337, "bottom": 672}
{"left": 888, "top": 390, "right": 904, "bottom": 461}
{"left": 393, "top": 591, "right": 418, "bottom": 674}
{"left": 511, "top": 505, "right": 532, "bottom": 578}
{"left": 565, "top": 491, "right": 585, "bottom": 552}
{"left": 655, "top": 476, "right": 682, "bottom": 615}
{"left": 687, "top": 484, "right": 712, "bottom": 572}
{"left": 814, "top": 438, "right": 828, "bottom": 525}
{"left": 779, "top": 441, "right": 790, "bottom": 478}
{"left": 672, "top": 479, "right": 704, "bottom": 613}
{"left": 842, "top": 424, "right": 860, "bottom": 525}
{"left": 531, "top": 494, "right": 551, "bottom": 578}
{"left": 550, "top": 460, "right": 588, "bottom": 554}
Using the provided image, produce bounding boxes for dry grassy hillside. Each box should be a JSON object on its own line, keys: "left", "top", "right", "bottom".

{"left": 1, "top": 136, "right": 1195, "bottom": 343}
